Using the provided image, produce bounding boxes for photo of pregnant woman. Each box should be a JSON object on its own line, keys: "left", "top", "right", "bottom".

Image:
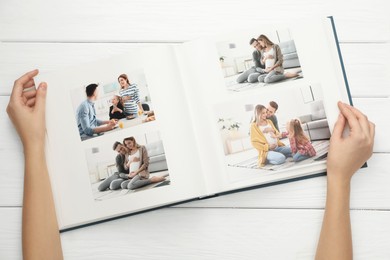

{"left": 90, "top": 132, "right": 170, "bottom": 201}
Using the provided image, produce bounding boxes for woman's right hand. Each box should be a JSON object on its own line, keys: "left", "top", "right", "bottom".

{"left": 327, "top": 102, "right": 375, "bottom": 184}
{"left": 122, "top": 95, "right": 131, "bottom": 101}
{"left": 269, "top": 144, "right": 277, "bottom": 150}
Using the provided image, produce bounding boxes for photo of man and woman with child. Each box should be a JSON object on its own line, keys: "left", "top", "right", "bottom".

{"left": 71, "top": 70, "right": 156, "bottom": 141}
{"left": 215, "top": 84, "right": 330, "bottom": 182}
{"left": 217, "top": 29, "right": 303, "bottom": 92}
{"left": 86, "top": 131, "right": 170, "bottom": 201}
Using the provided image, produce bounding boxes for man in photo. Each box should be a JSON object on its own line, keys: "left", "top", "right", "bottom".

{"left": 267, "top": 101, "right": 288, "bottom": 138}
{"left": 236, "top": 38, "right": 266, "bottom": 83}
{"left": 97, "top": 141, "right": 130, "bottom": 191}
{"left": 267, "top": 101, "right": 280, "bottom": 131}
{"left": 76, "top": 83, "right": 116, "bottom": 140}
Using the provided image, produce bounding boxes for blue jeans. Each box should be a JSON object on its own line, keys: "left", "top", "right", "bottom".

{"left": 293, "top": 152, "right": 311, "bottom": 162}
{"left": 267, "top": 146, "right": 292, "bottom": 165}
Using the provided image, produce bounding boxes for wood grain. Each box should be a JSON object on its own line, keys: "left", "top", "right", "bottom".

{"left": 1, "top": 207, "right": 390, "bottom": 260}
{"left": 0, "top": 0, "right": 389, "bottom": 42}
{"left": 0, "top": 0, "right": 389, "bottom": 259}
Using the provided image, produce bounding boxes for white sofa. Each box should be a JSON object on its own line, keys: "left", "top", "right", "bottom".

{"left": 279, "top": 40, "right": 301, "bottom": 69}
{"left": 298, "top": 100, "right": 331, "bottom": 141}
{"left": 145, "top": 140, "right": 168, "bottom": 173}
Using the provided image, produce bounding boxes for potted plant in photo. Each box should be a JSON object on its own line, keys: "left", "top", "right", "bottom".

{"left": 219, "top": 56, "right": 226, "bottom": 67}
{"left": 218, "top": 118, "right": 241, "bottom": 138}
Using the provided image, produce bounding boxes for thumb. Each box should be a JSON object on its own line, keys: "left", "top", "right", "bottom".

{"left": 34, "top": 82, "right": 47, "bottom": 114}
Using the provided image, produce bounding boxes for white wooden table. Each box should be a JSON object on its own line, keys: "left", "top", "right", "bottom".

{"left": 1, "top": 1, "right": 389, "bottom": 259}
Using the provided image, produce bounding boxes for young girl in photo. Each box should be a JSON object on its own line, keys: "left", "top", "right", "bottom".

{"left": 287, "top": 119, "right": 316, "bottom": 162}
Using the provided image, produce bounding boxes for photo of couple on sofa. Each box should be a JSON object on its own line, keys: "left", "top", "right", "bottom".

{"left": 97, "top": 136, "right": 168, "bottom": 192}
{"left": 218, "top": 32, "right": 303, "bottom": 92}
{"left": 237, "top": 34, "right": 301, "bottom": 85}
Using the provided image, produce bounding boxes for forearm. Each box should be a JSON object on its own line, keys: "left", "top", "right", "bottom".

{"left": 22, "top": 146, "right": 63, "bottom": 260}
{"left": 316, "top": 177, "right": 352, "bottom": 260}
{"left": 93, "top": 124, "right": 112, "bottom": 134}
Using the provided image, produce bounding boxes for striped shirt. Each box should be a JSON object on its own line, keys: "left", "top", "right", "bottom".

{"left": 119, "top": 84, "right": 140, "bottom": 115}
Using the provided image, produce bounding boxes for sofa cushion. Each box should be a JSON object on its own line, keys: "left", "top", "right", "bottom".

{"left": 149, "top": 154, "right": 166, "bottom": 163}
{"left": 310, "top": 100, "right": 326, "bottom": 120}
{"left": 145, "top": 140, "right": 165, "bottom": 157}
{"left": 283, "top": 53, "right": 298, "bottom": 60}
{"left": 306, "top": 119, "right": 329, "bottom": 130}
{"left": 279, "top": 40, "right": 297, "bottom": 54}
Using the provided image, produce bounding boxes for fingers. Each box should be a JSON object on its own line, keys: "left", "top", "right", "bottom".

{"left": 369, "top": 122, "right": 376, "bottom": 139}
{"left": 26, "top": 97, "right": 36, "bottom": 107}
{"left": 34, "top": 82, "right": 47, "bottom": 114}
{"left": 24, "top": 79, "right": 36, "bottom": 90}
{"left": 23, "top": 88, "right": 37, "bottom": 100}
{"left": 337, "top": 101, "right": 361, "bottom": 133}
{"left": 11, "top": 69, "right": 39, "bottom": 98}
{"left": 331, "top": 112, "right": 346, "bottom": 139}
{"left": 347, "top": 104, "right": 371, "bottom": 136}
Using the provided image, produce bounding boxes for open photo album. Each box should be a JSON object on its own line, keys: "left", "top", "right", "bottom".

{"left": 38, "top": 17, "right": 352, "bottom": 231}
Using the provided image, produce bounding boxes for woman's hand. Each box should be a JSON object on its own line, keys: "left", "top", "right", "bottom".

{"left": 269, "top": 144, "right": 277, "bottom": 150}
{"left": 129, "top": 171, "right": 138, "bottom": 178}
{"left": 122, "top": 95, "right": 131, "bottom": 101}
{"left": 112, "top": 106, "right": 122, "bottom": 113}
{"left": 6, "top": 69, "right": 47, "bottom": 151}
{"left": 327, "top": 102, "right": 375, "bottom": 184}
{"left": 7, "top": 70, "right": 64, "bottom": 259}
{"left": 132, "top": 157, "right": 140, "bottom": 163}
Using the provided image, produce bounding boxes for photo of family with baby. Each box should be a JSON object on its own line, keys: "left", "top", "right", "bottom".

{"left": 71, "top": 71, "right": 156, "bottom": 141}
{"left": 217, "top": 29, "right": 303, "bottom": 92}
{"left": 86, "top": 131, "right": 170, "bottom": 201}
{"left": 215, "top": 84, "right": 330, "bottom": 181}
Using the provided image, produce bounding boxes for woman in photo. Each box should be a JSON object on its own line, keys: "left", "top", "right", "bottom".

{"left": 121, "top": 137, "right": 166, "bottom": 190}
{"left": 118, "top": 74, "right": 144, "bottom": 119}
{"left": 250, "top": 104, "right": 292, "bottom": 166}
{"left": 287, "top": 119, "right": 316, "bottom": 162}
{"left": 257, "top": 34, "right": 298, "bottom": 84}
{"left": 108, "top": 95, "right": 126, "bottom": 120}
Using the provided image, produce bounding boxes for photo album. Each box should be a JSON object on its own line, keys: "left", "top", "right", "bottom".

{"left": 38, "top": 17, "right": 353, "bottom": 231}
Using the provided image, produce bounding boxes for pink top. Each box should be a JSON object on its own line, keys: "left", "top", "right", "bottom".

{"left": 289, "top": 137, "right": 316, "bottom": 157}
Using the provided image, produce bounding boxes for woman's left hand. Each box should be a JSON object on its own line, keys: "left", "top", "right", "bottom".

{"left": 129, "top": 172, "right": 138, "bottom": 178}
{"left": 6, "top": 69, "right": 47, "bottom": 150}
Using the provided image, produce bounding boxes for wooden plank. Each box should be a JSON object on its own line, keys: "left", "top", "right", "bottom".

{"left": 0, "top": 0, "right": 389, "bottom": 42}
{"left": 1, "top": 207, "right": 390, "bottom": 260}
{"left": 0, "top": 43, "right": 389, "bottom": 96}
{"left": 341, "top": 44, "right": 390, "bottom": 97}
{"left": 1, "top": 96, "right": 389, "bottom": 208}
{"left": 353, "top": 98, "right": 390, "bottom": 152}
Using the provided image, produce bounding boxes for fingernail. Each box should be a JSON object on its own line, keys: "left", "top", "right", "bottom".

{"left": 39, "top": 83, "right": 47, "bottom": 93}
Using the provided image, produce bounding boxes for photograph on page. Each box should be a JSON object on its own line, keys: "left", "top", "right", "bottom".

{"left": 216, "top": 28, "right": 304, "bottom": 92}
{"left": 213, "top": 83, "right": 330, "bottom": 183}
{"left": 84, "top": 129, "right": 171, "bottom": 201}
{"left": 69, "top": 68, "right": 156, "bottom": 142}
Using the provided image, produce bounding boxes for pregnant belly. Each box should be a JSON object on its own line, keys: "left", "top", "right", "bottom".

{"left": 129, "top": 162, "right": 140, "bottom": 172}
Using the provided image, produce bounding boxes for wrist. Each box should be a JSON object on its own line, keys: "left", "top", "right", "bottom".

{"left": 327, "top": 174, "right": 351, "bottom": 191}
{"left": 24, "top": 143, "right": 45, "bottom": 157}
